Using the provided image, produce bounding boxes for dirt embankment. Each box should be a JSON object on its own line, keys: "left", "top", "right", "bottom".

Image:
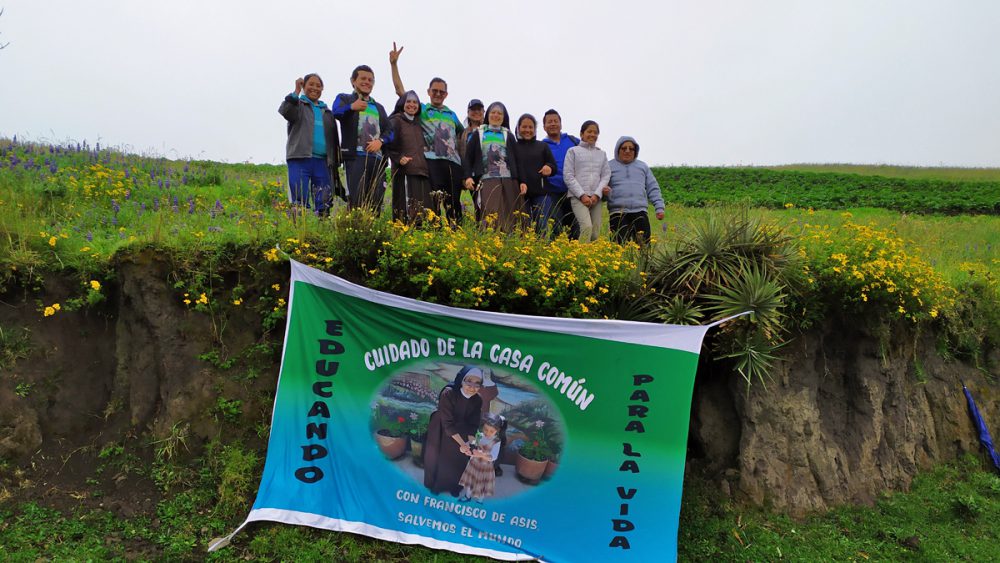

{"left": 1, "top": 253, "right": 997, "bottom": 517}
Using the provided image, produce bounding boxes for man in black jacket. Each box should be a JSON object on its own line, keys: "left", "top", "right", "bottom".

{"left": 333, "top": 65, "right": 394, "bottom": 214}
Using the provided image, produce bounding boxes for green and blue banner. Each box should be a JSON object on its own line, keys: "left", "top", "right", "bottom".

{"left": 213, "top": 260, "right": 713, "bottom": 562}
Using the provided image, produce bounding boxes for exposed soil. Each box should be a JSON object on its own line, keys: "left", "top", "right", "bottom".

{"left": 1, "top": 253, "right": 998, "bottom": 526}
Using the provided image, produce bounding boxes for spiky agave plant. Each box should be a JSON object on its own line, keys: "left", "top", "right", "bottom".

{"left": 646, "top": 206, "right": 802, "bottom": 391}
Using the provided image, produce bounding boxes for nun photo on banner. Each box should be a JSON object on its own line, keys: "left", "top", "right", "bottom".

{"left": 423, "top": 366, "right": 485, "bottom": 496}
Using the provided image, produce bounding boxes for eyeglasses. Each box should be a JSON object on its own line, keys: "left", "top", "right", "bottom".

{"left": 463, "top": 379, "right": 483, "bottom": 388}
{"left": 620, "top": 146, "right": 636, "bottom": 152}
{"left": 430, "top": 89, "right": 447, "bottom": 95}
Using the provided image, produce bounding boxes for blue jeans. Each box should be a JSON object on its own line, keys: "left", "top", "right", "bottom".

{"left": 287, "top": 157, "right": 332, "bottom": 214}
{"left": 526, "top": 194, "right": 557, "bottom": 236}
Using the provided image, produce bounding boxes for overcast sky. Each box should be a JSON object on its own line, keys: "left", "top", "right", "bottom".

{"left": 2, "top": 1, "right": 999, "bottom": 167}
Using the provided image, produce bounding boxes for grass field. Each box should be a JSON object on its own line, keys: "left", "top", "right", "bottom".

{"left": 768, "top": 163, "right": 1000, "bottom": 182}
{"left": 1, "top": 138, "right": 998, "bottom": 561}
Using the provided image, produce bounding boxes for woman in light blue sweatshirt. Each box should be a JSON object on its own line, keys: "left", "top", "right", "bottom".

{"left": 563, "top": 121, "right": 611, "bottom": 241}
{"left": 604, "top": 136, "right": 664, "bottom": 244}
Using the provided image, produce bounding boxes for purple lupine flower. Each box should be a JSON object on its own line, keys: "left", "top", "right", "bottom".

{"left": 188, "top": 197, "right": 195, "bottom": 214}
{"left": 149, "top": 169, "right": 156, "bottom": 180}
{"left": 139, "top": 202, "right": 146, "bottom": 215}
{"left": 86, "top": 231, "right": 93, "bottom": 242}
{"left": 153, "top": 197, "right": 160, "bottom": 211}
{"left": 165, "top": 179, "right": 171, "bottom": 189}
{"left": 125, "top": 189, "right": 131, "bottom": 201}
{"left": 182, "top": 175, "right": 188, "bottom": 185}
{"left": 111, "top": 199, "right": 120, "bottom": 214}
{"left": 158, "top": 179, "right": 163, "bottom": 189}
{"left": 111, "top": 215, "right": 118, "bottom": 226}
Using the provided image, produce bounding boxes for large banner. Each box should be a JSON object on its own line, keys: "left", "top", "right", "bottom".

{"left": 215, "top": 260, "right": 713, "bottom": 562}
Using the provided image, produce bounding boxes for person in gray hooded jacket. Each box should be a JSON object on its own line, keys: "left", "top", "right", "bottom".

{"left": 603, "top": 136, "right": 664, "bottom": 244}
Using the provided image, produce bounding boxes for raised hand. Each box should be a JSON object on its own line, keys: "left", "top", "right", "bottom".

{"left": 294, "top": 77, "right": 304, "bottom": 95}
{"left": 389, "top": 41, "right": 404, "bottom": 65}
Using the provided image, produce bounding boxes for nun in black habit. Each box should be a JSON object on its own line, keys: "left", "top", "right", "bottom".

{"left": 423, "top": 366, "right": 484, "bottom": 496}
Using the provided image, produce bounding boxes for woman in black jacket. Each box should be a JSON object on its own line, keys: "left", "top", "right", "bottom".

{"left": 511, "top": 113, "right": 558, "bottom": 235}
{"left": 463, "top": 102, "right": 527, "bottom": 232}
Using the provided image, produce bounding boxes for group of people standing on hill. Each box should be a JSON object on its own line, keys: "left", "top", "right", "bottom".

{"left": 278, "top": 43, "right": 665, "bottom": 244}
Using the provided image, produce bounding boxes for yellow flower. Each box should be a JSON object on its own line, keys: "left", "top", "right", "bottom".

{"left": 183, "top": 299, "right": 191, "bottom": 305}
{"left": 43, "top": 306, "right": 56, "bottom": 317}
{"left": 80, "top": 246, "right": 91, "bottom": 252}
{"left": 515, "top": 287, "right": 528, "bottom": 297}
{"left": 277, "top": 298, "right": 286, "bottom": 307}
{"left": 48, "top": 236, "right": 57, "bottom": 247}
{"left": 53, "top": 303, "right": 61, "bottom": 311}
{"left": 90, "top": 280, "right": 101, "bottom": 291}
{"left": 272, "top": 284, "right": 281, "bottom": 291}
{"left": 233, "top": 298, "right": 243, "bottom": 306}
{"left": 197, "top": 293, "right": 209, "bottom": 305}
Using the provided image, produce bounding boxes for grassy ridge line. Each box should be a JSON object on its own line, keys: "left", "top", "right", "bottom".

{"left": 768, "top": 163, "right": 1000, "bottom": 182}
{"left": 650, "top": 167, "right": 1000, "bottom": 214}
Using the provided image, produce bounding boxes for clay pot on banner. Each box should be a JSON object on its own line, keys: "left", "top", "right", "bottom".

{"left": 543, "top": 458, "right": 558, "bottom": 480}
{"left": 375, "top": 431, "right": 407, "bottom": 460}
{"left": 410, "top": 436, "right": 425, "bottom": 467}
{"left": 515, "top": 453, "right": 548, "bottom": 484}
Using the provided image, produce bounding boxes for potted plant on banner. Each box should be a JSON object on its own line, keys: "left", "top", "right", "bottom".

{"left": 405, "top": 412, "right": 429, "bottom": 467}
{"left": 372, "top": 405, "right": 408, "bottom": 460}
{"left": 515, "top": 421, "right": 554, "bottom": 484}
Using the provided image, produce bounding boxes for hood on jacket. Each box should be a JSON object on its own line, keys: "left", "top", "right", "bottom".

{"left": 391, "top": 90, "right": 422, "bottom": 118}
{"left": 614, "top": 136, "right": 639, "bottom": 162}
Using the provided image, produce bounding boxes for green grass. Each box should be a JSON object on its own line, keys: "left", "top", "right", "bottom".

{"left": 651, "top": 166, "right": 1000, "bottom": 214}
{"left": 653, "top": 205, "right": 999, "bottom": 286}
{"left": 678, "top": 455, "right": 1000, "bottom": 562}
{"left": 2, "top": 456, "right": 997, "bottom": 561}
{"left": 769, "top": 163, "right": 1000, "bottom": 183}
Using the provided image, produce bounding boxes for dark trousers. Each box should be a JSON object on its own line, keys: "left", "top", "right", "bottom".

{"left": 346, "top": 154, "right": 387, "bottom": 214}
{"left": 427, "top": 159, "right": 465, "bottom": 224}
{"left": 609, "top": 211, "right": 652, "bottom": 244}
{"left": 390, "top": 173, "right": 433, "bottom": 223}
{"left": 287, "top": 157, "right": 331, "bottom": 214}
